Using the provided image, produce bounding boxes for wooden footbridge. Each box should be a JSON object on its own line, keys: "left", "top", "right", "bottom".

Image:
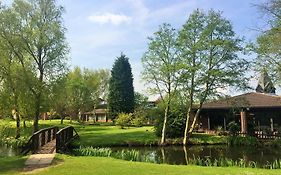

{"left": 21, "top": 126, "right": 79, "bottom": 155}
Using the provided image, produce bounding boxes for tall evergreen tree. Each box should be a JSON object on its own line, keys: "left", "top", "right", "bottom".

{"left": 108, "top": 53, "right": 134, "bottom": 118}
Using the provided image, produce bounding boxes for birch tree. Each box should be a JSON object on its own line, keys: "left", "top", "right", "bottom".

{"left": 142, "top": 23, "right": 180, "bottom": 144}
{"left": 178, "top": 10, "right": 249, "bottom": 145}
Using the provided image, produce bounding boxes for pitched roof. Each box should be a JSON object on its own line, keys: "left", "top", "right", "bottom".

{"left": 200, "top": 92, "right": 281, "bottom": 109}
{"left": 256, "top": 71, "right": 276, "bottom": 94}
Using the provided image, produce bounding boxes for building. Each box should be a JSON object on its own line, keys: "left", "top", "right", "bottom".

{"left": 196, "top": 71, "right": 281, "bottom": 135}
{"left": 80, "top": 98, "right": 111, "bottom": 122}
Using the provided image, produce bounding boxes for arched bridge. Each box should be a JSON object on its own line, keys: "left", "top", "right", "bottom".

{"left": 22, "top": 126, "right": 79, "bottom": 155}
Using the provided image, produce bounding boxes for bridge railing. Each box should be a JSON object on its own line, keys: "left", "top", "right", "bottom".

{"left": 56, "top": 126, "right": 79, "bottom": 152}
{"left": 21, "top": 126, "right": 58, "bottom": 155}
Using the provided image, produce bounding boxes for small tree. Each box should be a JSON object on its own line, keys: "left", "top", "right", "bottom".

{"left": 142, "top": 23, "right": 180, "bottom": 144}
{"left": 108, "top": 53, "right": 134, "bottom": 119}
{"left": 115, "top": 113, "right": 132, "bottom": 129}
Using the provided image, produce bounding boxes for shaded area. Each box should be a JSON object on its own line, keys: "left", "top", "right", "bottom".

{"left": 0, "top": 156, "right": 26, "bottom": 174}
{"left": 0, "top": 144, "right": 19, "bottom": 157}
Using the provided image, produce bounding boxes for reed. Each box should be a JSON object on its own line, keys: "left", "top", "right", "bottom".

{"left": 73, "top": 147, "right": 281, "bottom": 169}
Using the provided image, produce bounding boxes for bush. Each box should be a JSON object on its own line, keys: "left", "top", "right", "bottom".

{"left": 115, "top": 113, "right": 132, "bottom": 129}
{"left": 131, "top": 110, "right": 147, "bottom": 127}
{"left": 227, "top": 121, "right": 240, "bottom": 136}
{"left": 154, "top": 106, "right": 186, "bottom": 138}
{"left": 227, "top": 136, "right": 259, "bottom": 146}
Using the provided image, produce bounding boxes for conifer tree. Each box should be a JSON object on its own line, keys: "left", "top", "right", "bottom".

{"left": 108, "top": 53, "right": 134, "bottom": 119}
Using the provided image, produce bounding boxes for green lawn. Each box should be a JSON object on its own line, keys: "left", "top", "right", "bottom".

{"left": 0, "top": 119, "right": 226, "bottom": 147}
{"left": 75, "top": 125, "right": 157, "bottom": 147}
{"left": 0, "top": 156, "right": 26, "bottom": 175}
{"left": 0, "top": 119, "right": 158, "bottom": 147}
{"left": 1, "top": 120, "right": 279, "bottom": 175}
{"left": 2, "top": 155, "right": 280, "bottom": 175}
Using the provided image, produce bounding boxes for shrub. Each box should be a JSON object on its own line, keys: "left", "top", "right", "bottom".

{"left": 227, "top": 121, "right": 240, "bottom": 136}
{"left": 153, "top": 102, "right": 186, "bottom": 138}
{"left": 227, "top": 136, "right": 259, "bottom": 146}
{"left": 131, "top": 116, "right": 145, "bottom": 127}
{"left": 131, "top": 110, "right": 147, "bottom": 127}
{"left": 115, "top": 113, "right": 132, "bottom": 129}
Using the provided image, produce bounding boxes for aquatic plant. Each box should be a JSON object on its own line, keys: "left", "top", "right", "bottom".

{"left": 74, "top": 147, "right": 112, "bottom": 157}
{"left": 73, "top": 147, "right": 281, "bottom": 169}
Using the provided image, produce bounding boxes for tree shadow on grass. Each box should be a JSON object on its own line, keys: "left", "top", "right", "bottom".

{"left": 0, "top": 156, "right": 26, "bottom": 174}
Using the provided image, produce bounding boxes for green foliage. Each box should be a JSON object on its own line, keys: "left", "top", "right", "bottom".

{"left": 0, "top": 120, "right": 30, "bottom": 147}
{"left": 108, "top": 53, "right": 135, "bottom": 119}
{"left": 153, "top": 100, "right": 186, "bottom": 138}
{"left": 63, "top": 67, "right": 110, "bottom": 120}
{"left": 177, "top": 9, "right": 249, "bottom": 143}
{"left": 74, "top": 147, "right": 112, "bottom": 157}
{"left": 134, "top": 92, "right": 149, "bottom": 110}
{"left": 142, "top": 23, "right": 181, "bottom": 144}
{"left": 74, "top": 146, "right": 281, "bottom": 170}
{"left": 227, "top": 136, "right": 259, "bottom": 146}
{"left": 131, "top": 109, "right": 147, "bottom": 127}
{"left": 227, "top": 121, "right": 240, "bottom": 136}
{"left": 0, "top": 0, "right": 69, "bottom": 132}
{"left": 264, "top": 139, "right": 281, "bottom": 148}
{"left": 115, "top": 113, "right": 133, "bottom": 129}
{"left": 74, "top": 147, "right": 155, "bottom": 163}
{"left": 255, "top": 0, "right": 281, "bottom": 82}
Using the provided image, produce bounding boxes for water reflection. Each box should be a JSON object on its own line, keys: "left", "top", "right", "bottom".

{"left": 0, "top": 144, "right": 19, "bottom": 157}
{"left": 111, "top": 145, "right": 281, "bottom": 166}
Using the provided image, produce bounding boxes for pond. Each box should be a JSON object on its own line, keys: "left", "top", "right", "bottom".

{"left": 0, "top": 144, "right": 20, "bottom": 157}
{"left": 111, "top": 145, "right": 281, "bottom": 166}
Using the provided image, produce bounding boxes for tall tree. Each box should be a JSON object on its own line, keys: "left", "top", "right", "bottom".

{"left": 255, "top": 0, "right": 281, "bottom": 81}
{"left": 0, "top": 0, "right": 69, "bottom": 132}
{"left": 108, "top": 53, "right": 134, "bottom": 118}
{"left": 177, "top": 9, "right": 249, "bottom": 145}
{"left": 141, "top": 23, "right": 180, "bottom": 144}
{"left": 64, "top": 67, "right": 110, "bottom": 122}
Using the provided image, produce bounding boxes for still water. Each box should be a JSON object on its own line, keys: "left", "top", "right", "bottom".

{"left": 0, "top": 144, "right": 19, "bottom": 157}
{"left": 111, "top": 145, "right": 281, "bottom": 166}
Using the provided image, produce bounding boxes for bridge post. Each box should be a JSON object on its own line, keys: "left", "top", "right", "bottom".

{"left": 41, "top": 131, "right": 45, "bottom": 146}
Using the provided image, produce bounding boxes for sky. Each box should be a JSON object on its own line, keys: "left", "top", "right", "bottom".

{"left": 3, "top": 0, "right": 269, "bottom": 99}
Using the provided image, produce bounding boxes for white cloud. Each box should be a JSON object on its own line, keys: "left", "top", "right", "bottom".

{"left": 88, "top": 13, "right": 132, "bottom": 25}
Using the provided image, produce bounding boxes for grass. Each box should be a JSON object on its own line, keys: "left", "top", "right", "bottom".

{"left": 76, "top": 125, "right": 157, "bottom": 147}
{"left": 0, "top": 119, "right": 158, "bottom": 147}
{"left": 0, "top": 120, "right": 279, "bottom": 174}
{"left": 0, "top": 156, "right": 26, "bottom": 175}
{"left": 2, "top": 154, "right": 280, "bottom": 175}
{"left": 0, "top": 119, "right": 227, "bottom": 147}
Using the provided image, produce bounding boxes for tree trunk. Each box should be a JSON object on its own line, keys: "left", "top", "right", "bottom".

{"left": 188, "top": 109, "right": 201, "bottom": 133}
{"left": 33, "top": 94, "right": 41, "bottom": 133}
{"left": 183, "top": 146, "right": 188, "bottom": 165}
{"left": 60, "top": 115, "right": 64, "bottom": 124}
{"left": 183, "top": 106, "right": 192, "bottom": 145}
{"left": 161, "top": 96, "right": 171, "bottom": 145}
{"left": 34, "top": 69, "right": 43, "bottom": 133}
{"left": 15, "top": 110, "right": 20, "bottom": 139}
{"left": 13, "top": 93, "right": 20, "bottom": 139}
{"left": 23, "top": 119, "right": 26, "bottom": 128}
{"left": 161, "top": 105, "right": 169, "bottom": 145}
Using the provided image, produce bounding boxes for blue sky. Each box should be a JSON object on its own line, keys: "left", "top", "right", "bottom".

{"left": 3, "top": 0, "right": 268, "bottom": 98}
